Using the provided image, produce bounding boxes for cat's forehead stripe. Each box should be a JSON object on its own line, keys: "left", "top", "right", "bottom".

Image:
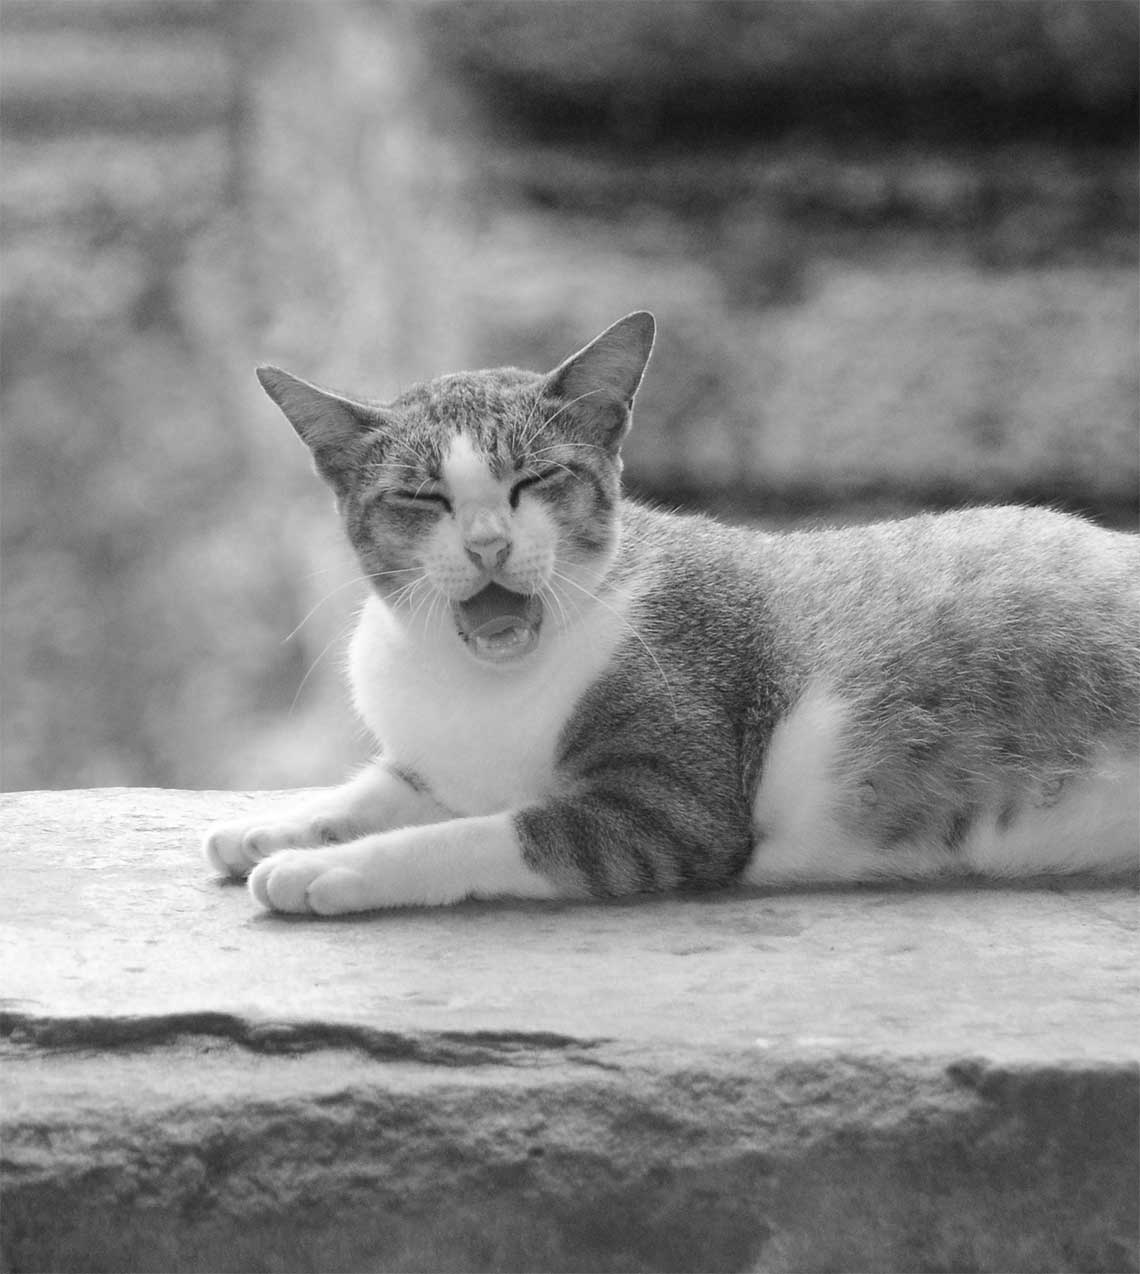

{"left": 441, "top": 432, "right": 503, "bottom": 504}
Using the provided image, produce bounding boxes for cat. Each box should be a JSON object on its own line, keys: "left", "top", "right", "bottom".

{"left": 203, "top": 311, "right": 1140, "bottom": 915}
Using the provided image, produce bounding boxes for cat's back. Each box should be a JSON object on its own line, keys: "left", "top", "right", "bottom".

{"left": 766, "top": 505, "right": 1135, "bottom": 664}
{"left": 623, "top": 501, "right": 1138, "bottom": 669}
{"left": 763, "top": 503, "right": 1137, "bottom": 604}
{"left": 625, "top": 501, "right": 1139, "bottom": 737}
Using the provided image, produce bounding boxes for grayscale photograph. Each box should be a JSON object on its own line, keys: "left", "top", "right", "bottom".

{"left": 2, "top": 3, "right": 1137, "bottom": 1272}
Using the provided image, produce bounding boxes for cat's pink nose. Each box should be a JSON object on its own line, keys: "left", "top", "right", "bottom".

{"left": 465, "top": 536, "right": 511, "bottom": 571}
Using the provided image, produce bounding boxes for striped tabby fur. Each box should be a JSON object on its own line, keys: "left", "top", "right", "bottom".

{"left": 204, "top": 312, "right": 1139, "bottom": 913}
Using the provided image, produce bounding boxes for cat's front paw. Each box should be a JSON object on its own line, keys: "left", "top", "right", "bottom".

{"left": 203, "top": 817, "right": 336, "bottom": 878}
{"left": 202, "top": 820, "right": 272, "bottom": 877}
{"left": 248, "top": 847, "right": 375, "bottom": 915}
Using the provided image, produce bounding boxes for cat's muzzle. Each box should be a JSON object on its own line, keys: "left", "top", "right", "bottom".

{"left": 454, "top": 582, "right": 543, "bottom": 662}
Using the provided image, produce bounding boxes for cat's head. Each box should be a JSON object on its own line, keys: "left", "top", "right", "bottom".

{"left": 257, "top": 312, "right": 655, "bottom": 666}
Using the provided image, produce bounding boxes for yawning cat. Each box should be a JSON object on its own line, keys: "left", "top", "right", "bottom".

{"left": 204, "top": 312, "right": 1139, "bottom": 914}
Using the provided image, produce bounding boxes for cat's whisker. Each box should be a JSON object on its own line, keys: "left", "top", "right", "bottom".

{"left": 529, "top": 442, "right": 610, "bottom": 461}
{"left": 374, "top": 453, "right": 442, "bottom": 495}
{"left": 399, "top": 576, "right": 432, "bottom": 624}
{"left": 412, "top": 586, "right": 438, "bottom": 630}
{"left": 537, "top": 388, "right": 604, "bottom": 436}
{"left": 283, "top": 568, "right": 422, "bottom": 644}
{"left": 553, "top": 585, "right": 575, "bottom": 635}
{"left": 388, "top": 578, "right": 415, "bottom": 607}
{"left": 551, "top": 568, "right": 679, "bottom": 723}
{"left": 390, "top": 575, "right": 429, "bottom": 615}
{"left": 528, "top": 458, "right": 579, "bottom": 482}
{"left": 287, "top": 619, "right": 354, "bottom": 718}
{"left": 301, "top": 563, "right": 348, "bottom": 582}
{"left": 371, "top": 459, "right": 412, "bottom": 479}
{"left": 365, "top": 567, "right": 423, "bottom": 581}
{"left": 516, "top": 388, "right": 604, "bottom": 454}
{"left": 408, "top": 578, "right": 448, "bottom": 633}
{"left": 554, "top": 578, "right": 604, "bottom": 664}
{"left": 552, "top": 580, "right": 603, "bottom": 666}
{"left": 386, "top": 442, "right": 435, "bottom": 471}
{"left": 420, "top": 586, "right": 451, "bottom": 640}
{"left": 539, "top": 580, "right": 572, "bottom": 636}
{"left": 516, "top": 388, "right": 548, "bottom": 451}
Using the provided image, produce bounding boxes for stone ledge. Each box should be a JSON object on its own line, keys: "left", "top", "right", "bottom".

{"left": 1, "top": 788, "right": 1137, "bottom": 1273}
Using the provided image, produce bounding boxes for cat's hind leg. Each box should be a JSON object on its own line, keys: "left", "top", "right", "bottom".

{"left": 746, "top": 686, "right": 1140, "bottom": 884}
{"left": 203, "top": 762, "right": 450, "bottom": 878}
{"left": 744, "top": 687, "right": 886, "bottom": 884}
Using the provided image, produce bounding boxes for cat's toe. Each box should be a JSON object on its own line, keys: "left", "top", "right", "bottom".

{"left": 249, "top": 852, "right": 369, "bottom": 914}
{"left": 249, "top": 851, "right": 308, "bottom": 911}
{"left": 203, "top": 822, "right": 262, "bottom": 877}
{"left": 246, "top": 850, "right": 331, "bottom": 912}
{"left": 205, "top": 820, "right": 310, "bottom": 877}
{"left": 305, "top": 866, "right": 369, "bottom": 915}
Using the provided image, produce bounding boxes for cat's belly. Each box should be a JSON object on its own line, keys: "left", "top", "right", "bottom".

{"left": 348, "top": 591, "right": 633, "bottom": 816}
{"left": 744, "top": 685, "right": 1139, "bottom": 883}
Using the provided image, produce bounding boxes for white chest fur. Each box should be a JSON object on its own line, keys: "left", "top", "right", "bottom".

{"left": 348, "top": 589, "right": 634, "bottom": 815}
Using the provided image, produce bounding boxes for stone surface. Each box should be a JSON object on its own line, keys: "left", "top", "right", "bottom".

{"left": 1, "top": 787, "right": 1138, "bottom": 1273}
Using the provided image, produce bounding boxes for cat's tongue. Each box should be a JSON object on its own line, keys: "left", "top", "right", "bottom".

{"left": 455, "top": 583, "right": 542, "bottom": 662}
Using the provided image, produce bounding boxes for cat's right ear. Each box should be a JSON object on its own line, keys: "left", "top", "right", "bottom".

{"left": 256, "top": 366, "right": 383, "bottom": 494}
{"left": 545, "top": 311, "right": 656, "bottom": 453}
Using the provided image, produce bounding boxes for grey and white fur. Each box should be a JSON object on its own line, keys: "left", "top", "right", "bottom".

{"left": 204, "top": 312, "right": 1139, "bottom": 914}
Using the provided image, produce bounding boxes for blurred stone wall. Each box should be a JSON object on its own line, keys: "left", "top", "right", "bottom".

{"left": 2, "top": 0, "right": 446, "bottom": 789}
{"left": 4, "top": 1, "right": 253, "bottom": 789}
{"left": 2, "top": 0, "right": 1137, "bottom": 792}
{"left": 418, "top": 0, "right": 1139, "bottom": 512}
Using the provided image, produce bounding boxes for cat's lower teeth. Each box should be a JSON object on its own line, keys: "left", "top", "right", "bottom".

{"left": 470, "top": 624, "right": 538, "bottom": 660}
{"left": 456, "top": 585, "right": 543, "bottom": 661}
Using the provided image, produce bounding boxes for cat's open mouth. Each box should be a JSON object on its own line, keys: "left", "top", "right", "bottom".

{"left": 454, "top": 582, "right": 543, "bottom": 662}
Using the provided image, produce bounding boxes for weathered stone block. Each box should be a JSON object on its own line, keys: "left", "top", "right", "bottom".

{"left": 1, "top": 788, "right": 1136, "bottom": 1272}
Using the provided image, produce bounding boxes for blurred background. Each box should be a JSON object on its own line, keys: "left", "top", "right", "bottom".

{"left": 2, "top": 0, "right": 1137, "bottom": 793}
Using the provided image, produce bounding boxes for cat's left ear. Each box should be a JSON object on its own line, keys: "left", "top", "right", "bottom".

{"left": 256, "top": 366, "right": 387, "bottom": 495}
{"left": 545, "top": 311, "right": 655, "bottom": 452}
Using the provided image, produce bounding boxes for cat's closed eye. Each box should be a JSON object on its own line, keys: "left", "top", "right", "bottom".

{"left": 509, "top": 466, "right": 571, "bottom": 508}
{"left": 385, "top": 488, "right": 452, "bottom": 512}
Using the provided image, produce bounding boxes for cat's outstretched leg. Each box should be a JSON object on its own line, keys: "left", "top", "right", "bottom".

{"left": 203, "top": 763, "right": 450, "bottom": 878}
{"left": 245, "top": 769, "right": 746, "bottom": 914}
{"left": 246, "top": 813, "right": 563, "bottom": 913}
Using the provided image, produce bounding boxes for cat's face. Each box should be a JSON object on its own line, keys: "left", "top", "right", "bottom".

{"left": 343, "top": 372, "right": 625, "bottom": 664}
{"left": 258, "top": 313, "right": 655, "bottom": 667}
